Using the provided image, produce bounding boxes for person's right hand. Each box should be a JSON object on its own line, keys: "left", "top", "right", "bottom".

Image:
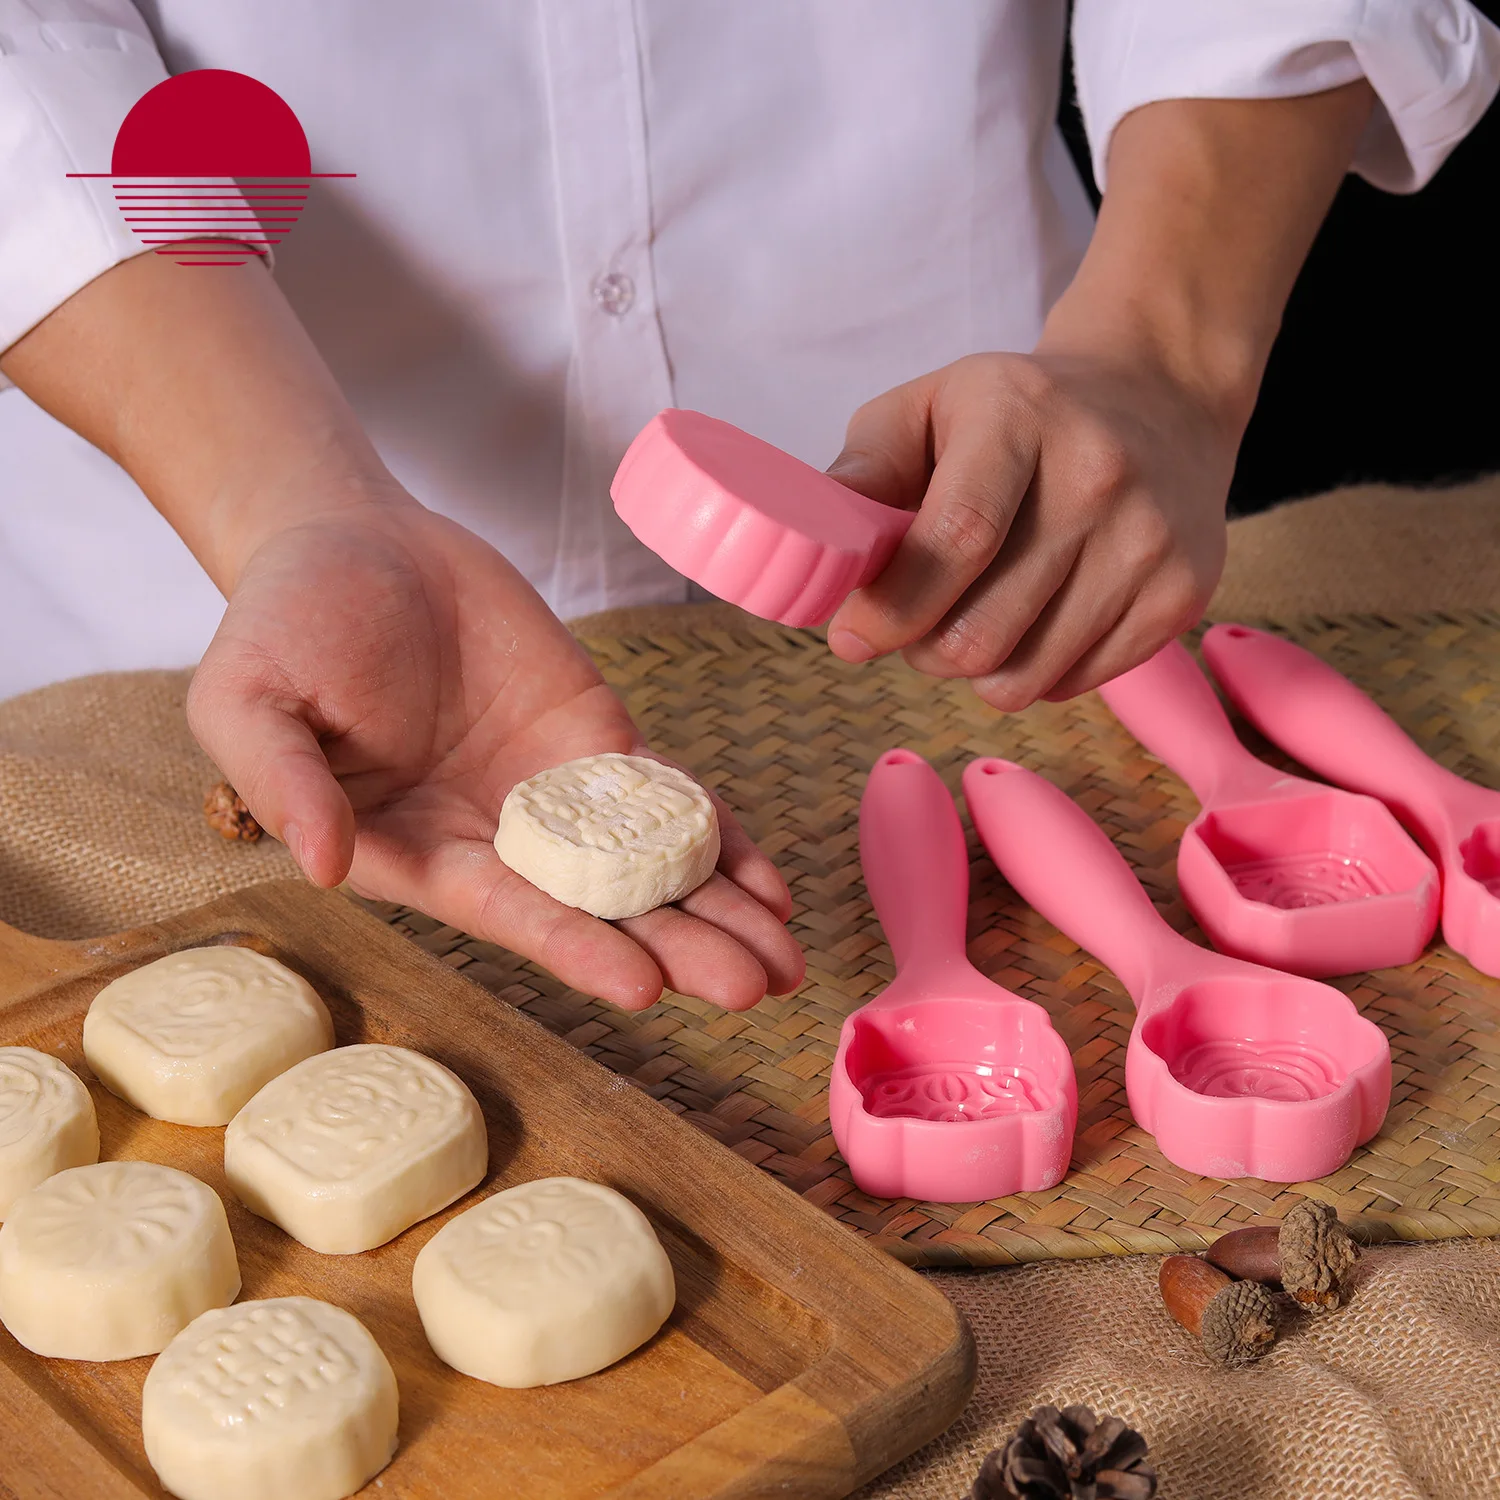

{"left": 823, "top": 347, "right": 1232, "bottom": 707}
{"left": 187, "top": 491, "right": 805, "bottom": 1013}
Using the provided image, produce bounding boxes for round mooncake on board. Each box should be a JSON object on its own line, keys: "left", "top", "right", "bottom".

{"left": 412, "top": 1176, "right": 676, "bottom": 1387}
{"left": 0, "top": 1047, "right": 99, "bottom": 1219}
{"left": 0, "top": 1161, "right": 239, "bottom": 1359}
{"left": 84, "top": 946, "right": 333, "bottom": 1126}
{"left": 143, "top": 1296, "right": 399, "bottom": 1500}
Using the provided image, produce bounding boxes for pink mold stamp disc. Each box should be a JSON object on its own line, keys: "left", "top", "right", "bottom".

{"left": 611, "top": 409, "right": 912, "bottom": 627}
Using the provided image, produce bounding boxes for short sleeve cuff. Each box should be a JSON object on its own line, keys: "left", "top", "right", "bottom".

{"left": 0, "top": 22, "right": 168, "bottom": 383}
{"left": 1071, "top": 0, "right": 1500, "bottom": 194}
{"left": 0, "top": 20, "right": 273, "bottom": 391}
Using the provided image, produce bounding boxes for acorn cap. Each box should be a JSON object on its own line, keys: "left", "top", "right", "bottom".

{"left": 1200, "top": 1279, "right": 1279, "bottom": 1368}
{"left": 1278, "top": 1199, "right": 1359, "bottom": 1310}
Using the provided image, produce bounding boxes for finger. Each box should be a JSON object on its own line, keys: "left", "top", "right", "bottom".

{"left": 186, "top": 671, "right": 355, "bottom": 887}
{"left": 705, "top": 794, "right": 793, "bottom": 920}
{"left": 1043, "top": 580, "right": 1205, "bottom": 701}
{"left": 352, "top": 831, "right": 667, "bottom": 1010}
{"left": 900, "top": 517, "right": 1081, "bottom": 680}
{"left": 970, "top": 554, "right": 1135, "bottom": 711}
{"left": 617, "top": 894, "right": 772, "bottom": 1012}
{"left": 829, "top": 375, "right": 1043, "bottom": 662}
{"left": 824, "top": 377, "right": 935, "bottom": 509}
{"left": 674, "top": 872, "right": 805, "bottom": 996}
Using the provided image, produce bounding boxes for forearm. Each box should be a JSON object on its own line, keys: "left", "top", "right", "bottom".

{"left": 1041, "top": 80, "right": 1376, "bottom": 433}
{"left": 0, "top": 253, "right": 404, "bottom": 592}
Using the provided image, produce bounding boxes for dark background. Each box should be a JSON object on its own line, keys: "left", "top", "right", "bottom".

{"left": 1057, "top": 14, "right": 1500, "bottom": 518}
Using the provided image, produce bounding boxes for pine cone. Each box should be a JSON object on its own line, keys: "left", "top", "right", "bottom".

{"left": 203, "top": 780, "right": 263, "bottom": 843}
{"left": 969, "top": 1404, "right": 1157, "bottom": 1499}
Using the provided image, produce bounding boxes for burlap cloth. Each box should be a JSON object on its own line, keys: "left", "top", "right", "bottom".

{"left": 1, "top": 479, "right": 1497, "bottom": 1499}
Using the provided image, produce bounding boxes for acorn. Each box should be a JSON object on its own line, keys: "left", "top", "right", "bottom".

{"left": 1205, "top": 1200, "right": 1359, "bottom": 1311}
{"left": 1158, "top": 1255, "right": 1278, "bottom": 1368}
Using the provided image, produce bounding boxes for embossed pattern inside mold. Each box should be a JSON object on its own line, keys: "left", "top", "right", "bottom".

{"left": 245, "top": 1046, "right": 471, "bottom": 1181}
{"left": 0, "top": 1051, "right": 75, "bottom": 1149}
{"left": 1169, "top": 1038, "right": 1344, "bottom": 1102}
{"left": 1225, "top": 851, "right": 1390, "bottom": 909}
{"left": 860, "top": 1064, "right": 1046, "bottom": 1123}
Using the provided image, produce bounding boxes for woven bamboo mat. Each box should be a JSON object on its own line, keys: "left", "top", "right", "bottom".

{"left": 372, "top": 609, "right": 1500, "bottom": 1269}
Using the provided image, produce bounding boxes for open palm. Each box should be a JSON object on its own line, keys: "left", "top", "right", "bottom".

{"left": 188, "top": 500, "right": 804, "bottom": 1010}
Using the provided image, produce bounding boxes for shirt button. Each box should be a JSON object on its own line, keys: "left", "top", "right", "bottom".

{"left": 591, "top": 272, "right": 635, "bottom": 317}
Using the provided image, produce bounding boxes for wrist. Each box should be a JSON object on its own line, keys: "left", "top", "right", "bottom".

{"left": 1037, "top": 278, "right": 1268, "bottom": 441}
{"left": 201, "top": 450, "right": 415, "bottom": 594}
{"left": 109, "top": 258, "right": 405, "bottom": 590}
{"left": 1041, "top": 86, "right": 1376, "bottom": 442}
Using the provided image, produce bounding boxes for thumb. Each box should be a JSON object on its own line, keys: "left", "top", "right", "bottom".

{"left": 824, "top": 373, "right": 937, "bottom": 510}
{"left": 187, "top": 669, "right": 356, "bottom": 889}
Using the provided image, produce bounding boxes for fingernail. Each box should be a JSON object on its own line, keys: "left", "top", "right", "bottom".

{"left": 974, "top": 678, "right": 1029, "bottom": 714}
{"left": 827, "top": 628, "right": 876, "bottom": 663}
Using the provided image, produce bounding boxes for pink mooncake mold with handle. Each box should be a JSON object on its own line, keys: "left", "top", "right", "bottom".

{"left": 1203, "top": 623, "right": 1500, "bottom": 979}
{"left": 963, "top": 758, "right": 1390, "bottom": 1184}
{"left": 828, "top": 749, "right": 1076, "bottom": 1202}
{"left": 610, "top": 409, "right": 912, "bottom": 626}
{"left": 1098, "top": 640, "right": 1438, "bottom": 978}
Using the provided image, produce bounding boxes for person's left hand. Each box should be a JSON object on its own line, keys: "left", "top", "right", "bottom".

{"left": 822, "top": 348, "right": 1237, "bottom": 708}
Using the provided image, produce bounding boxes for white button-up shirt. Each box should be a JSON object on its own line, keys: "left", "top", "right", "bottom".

{"left": 1, "top": 1, "right": 1496, "bottom": 699}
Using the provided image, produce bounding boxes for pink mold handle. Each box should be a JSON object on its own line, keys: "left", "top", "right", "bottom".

{"left": 1098, "top": 640, "right": 1438, "bottom": 978}
{"left": 828, "top": 749, "right": 1077, "bottom": 1203}
{"left": 962, "top": 759, "right": 1390, "bottom": 1184}
{"left": 1202, "top": 624, "right": 1500, "bottom": 979}
{"left": 610, "top": 409, "right": 913, "bottom": 627}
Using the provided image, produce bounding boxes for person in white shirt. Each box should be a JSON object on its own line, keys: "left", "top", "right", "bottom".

{"left": 2, "top": 2, "right": 1496, "bottom": 1008}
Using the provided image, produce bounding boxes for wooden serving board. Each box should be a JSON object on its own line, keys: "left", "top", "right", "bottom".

{"left": 0, "top": 882, "right": 973, "bottom": 1500}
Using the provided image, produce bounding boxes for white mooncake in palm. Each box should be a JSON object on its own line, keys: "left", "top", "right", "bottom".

{"left": 495, "top": 754, "right": 719, "bottom": 919}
